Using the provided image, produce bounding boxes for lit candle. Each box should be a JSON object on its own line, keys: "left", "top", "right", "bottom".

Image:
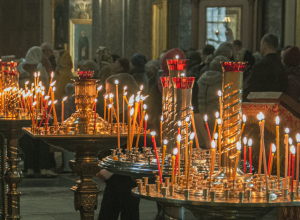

{"left": 186, "top": 133, "right": 195, "bottom": 188}
{"left": 160, "top": 115, "right": 163, "bottom": 147}
{"left": 25, "top": 81, "right": 29, "bottom": 91}
{"left": 190, "top": 109, "right": 200, "bottom": 149}
{"left": 289, "top": 138, "right": 293, "bottom": 177}
{"left": 135, "top": 104, "right": 146, "bottom": 150}
{"left": 34, "top": 72, "right": 37, "bottom": 90}
{"left": 185, "top": 117, "right": 189, "bottom": 180}
{"left": 268, "top": 143, "right": 273, "bottom": 175}
{"left": 241, "top": 114, "right": 246, "bottom": 135}
{"left": 297, "top": 134, "right": 300, "bottom": 191}
{"left": 32, "top": 101, "right": 37, "bottom": 127}
{"left": 248, "top": 138, "right": 253, "bottom": 174}
{"left": 161, "top": 140, "right": 167, "bottom": 173}
{"left": 218, "top": 90, "right": 222, "bottom": 120}
{"left": 213, "top": 112, "right": 219, "bottom": 136}
{"left": 128, "top": 108, "right": 134, "bottom": 151}
{"left": 243, "top": 137, "right": 247, "bottom": 173}
{"left": 39, "top": 96, "right": 50, "bottom": 128}
{"left": 176, "top": 134, "right": 181, "bottom": 177}
{"left": 210, "top": 140, "right": 216, "bottom": 182}
{"left": 94, "top": 99, "right": 97, "bottom": 132}
{"left": 217, "top": 118, "right": 221, "bottom": 169}
{"left": 151, "top": 132, "right": 162, "bottom": 184}
{"left": 115, "top": 80, "right": 120, "bottom": 149}
{"left": 171, "top": 148, "right": 177, "bottom": 186}
{"left": 131, "top": 95, "right": 140, "bottom": 143}
{"left": 204, "top": 114, "right": 212, "bottom": 142}
{"left": 144, "top": 114, "right": 148, "bottom": 148}
{"left": 123, "top": 86, "right": 127, "bottom": 131}
{"left": 51, "top": 87, "right": 57, "bottom": 124}
{"left": 233, "top": 142, "right": 241, "bottom": 183}
{"left": 61, "top": 96, "right": 67, "bottom": 122}
{"left": 178, "top": 120, "right": 181, "bottom": 136}
{"left": 257, "top": 113, "right": 264, "bottom": 175}
{"left": 46, "top": 100, "right": 55, "bottom": 124}
{"left": 276, "top": 116, "right": 280, "bottom": 185}
{"left": 291, "top": 145, "right": 296, "bottom": 191}
{"left": 269, "top": 144, "right": 276, "bottom": 177}
{"left": 37, "top": 71, "right": 40, "bottom": 86}
{"left": 284, "top": 128, "right": 290, "bottom": 190}
{"left": 104, "top": 94, "right": 108, "bottom": 121}
{"left": 140, "top": 95, "right": 147, "bottom": 126}
{"left": 108, "top": 104, "right": 111, "bottom": 129}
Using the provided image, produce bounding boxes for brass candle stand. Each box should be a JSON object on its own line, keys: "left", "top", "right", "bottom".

{"left": 132, "top": 62, "right": 300, "bottom": 220}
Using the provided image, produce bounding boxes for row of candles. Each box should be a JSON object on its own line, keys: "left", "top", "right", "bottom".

{"left": 101, "top": 82, "right": 149, "bottom": 150}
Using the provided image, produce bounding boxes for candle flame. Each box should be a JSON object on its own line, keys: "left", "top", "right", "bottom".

{"left": 248, "top": 138, "right": 253, "bottom": 147}
{"left": 129, "top": 95, "right": 135, "bottom": 105}
{"left": 218, "top": 90, "right": 222, "bottom": 97}
{"left": 105, "top": 94, "right": 108, "bottom": 99}
{"left": 164, "top": 139, "right": 168, "bottom": 145}
{"left": 50, "top": 81, "right": 56, "bottom": 87}
{"left": 108, "top": 104, "right": 112, "bottom": 109}
{"left": 215, "top": 112, "right": 219, "bottom": 119}
{"left": 178, "top": 120, "right": 181, "bottom": 127}
{"left": 25, "top": 81, "right": 29, "bottom": 85}
{"left": 290, "top": 145, "right": 296, "bottom": 155}
{"left": 48, "top": 100, "right": 52, "bottom": 105}
{"left": 173, "top": 148, "right": 178, "bottom": 155}
{"left": 130, "top": 108, "right": 134, "bottom": 116}
{"left": 211, "top": 141, "right": 216, "bottom": 149}
{"left": 51, "top": 72, "right": 54, "bottom": 78}
{"left": 285, "top": 128, "right": 290, "bottom": 134}
{"left": 45, "top": 95, "right": 50, "bottom": 100}
{"left": 186, "top": 116, "right": 190, "bottom": 122}
{"left": 124, "top": 92, "right": 127, "bottom": 96}
{"left": 34, "top": 72, "right": 37, "bottom": 77}
{"left": 260, "top": 112, "right": 265, "bottom": 120}
{"left": 191, "top": 106, "right": 194, "bottom": 111}
{"left": 145, "top": 114, "right": 148, "bottom": 121}
{"left": 38, "top": 71, "right": 40, "bottom": 77}
{"left": 243, "top": 114, "right": 247, "bottom": 123}
{"left": 175, "top": 55, "right": 179, "bottom": 59}
{"left": 63, "top": 96, "right": 68, "bottom": 101}
{"left": 190, "top": 132, "right": 195, "bottom": 140}
{"left": 177, "top": 134, "right": 181, "bottom": 142}
{"left": 114, "top": 80, "right": 119, "bottom": 85}
{"left": 94, "top": 99, "right": 97, "bottom": 103}
{"left": 180, "top": 73, "right": 185, "bottom": 77}
{"left": 275, "top": 116, "right": 280, "bottom": 125}
{"left": 140, "top": 95, "right": 147, "bottom": 101}
{"left": 31, "top": 83, "right": 34, "bottom": 86}
{"left": 236, "top": 142, "right": 241, "bottom": 151}
{"left": 52, "top": 87, "right": 56, "bottom": 92}
{"left": 54, "top": 100, "right": 57, "bottom": 104}
{"left": 297, "top": 134, "right": 300, "bottom": 143}
{"left": 257, "top": 114, "right": 262, "bottom": 121}
{"left": 272, "top": 144, "right": 276, "bottom": 153}
{"left": 214, "top": 133, "right": 218, "bottom": 140}
{"left": 109, "top": 93, "right": 114, "bottom": 99}
{"left": 135, "top": 93, "right": 140, "bottom": 102}
{"left": 161, "top": 115, "right": 163, "bottom": 121}
{"left": 140, "top": 85, "right": 144, "bottom": 90}
{"left": 123, "top": 86, "right": 127, "bottom": 90}
{"left": 143, "top": 104, "right": 147, "bottom": 110}
{"left": 204, "top": 115, "right": 208, "bottom": 122}
{"left": 32, "top": 101, "right": 37, "bottom": 106}
{"left": 242, "top": 137, "right": 247, "bottom": 145}
{"left": 217, "top": 118, "right": 221, "bottom": 125}
{"left": 97, "top": 85, "right": 103, "bottom": 91}
{"left": 289, "top": 137, "right": 293, "bottom": 145}
{"left": 151, "top": 131, "right": 156, "bottom": 136}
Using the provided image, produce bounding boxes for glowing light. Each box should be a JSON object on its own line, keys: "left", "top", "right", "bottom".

{"left": 140, "top": 85, "right": 144, "bottom": 91}
{"left": 186, "top": 117, "right": 190, "bottom": 122}
{"left": 243, "top": 137, "right": 247, "bottom": 145}
{"left": 190, "top": 132, "right": 195, "bottom": 140}
{"left": 236, "top": 142, "right": 241, "bottom": 151}
{"left": 211, "top": 141, "right": 216, "bottom": 149}
{"left": 243, "top": 114, "right": 247, "bottom": 123}
{"left": 130, "top": 108, "right": 134, "bottom": 116}
{"left": 97, "top": 85, "right": 102, "bottom": 91}
{"left": 297, "top": 134, "right": 300, "bottom": 143}
{"left": 177, "top": 134, "right": 181, "bottom": 142}
{"left": 289, "top": 138, "right": 293, "bottom": 145}
{"left": 94, "top": 99, "right": 97, "bottom": 103}
{"left": 248, "top": 138, "right": 253, "bottom": 147}
{"left": 48, "top": 100, "right": 52, "bottom": 105}
{"left": 215, "top": 112, "right": 219, "bottom": 119}
{"left": 217, "top": 118, "right": 221, "bottom": 125}
{"left": 143, "top": 104, "right": 147, "bottom": 110}
{"left": 290, "top": 145, "right": 296, "bottom": 155}
{"left": 151, "top": 131, "right": 156, "bottom": 136}
{"left": 218, "top": 90, "right": 222, "bottom": 97}
{"left": 124, "top": 86, "right": 127, "bottom": 90}
{"left": 214, "top": 133, "right": 218, "bottom": 140}
{"left": 285, "top": 128, "right": 290, "bottom": 134}
{"left": 178, "top": 121, "right": 181, "bottom": 127}
{"left": 114, "top": 80, "right": 119, "bottom": 85}
{"left": 161, "top": 116, "right": 163, "bottom": 121}
{"left": 173, "top": 148, "right": 178, "bottom": 155}
{"left": 175, "top": 55, "right": 179, "bottom": 59}
{"left": 63, "top": 96, "right": 68, "bottom": 101}
{"left": 164, "top": 139, "right": 168, "bottom": 145}
{"left": 129, "top": 95, "right": 135, "bottom": 104}
{"left": 145, "top": 114, "right": 148, "bottom": 121}
{"left": 204, "top": 115, "right": 208, "bottom": 122}
{"left": 272, "top": 144, "right": 276, "bottom": 153}
{"left": 276, "top": 116, "right": 280, "bottom": 125}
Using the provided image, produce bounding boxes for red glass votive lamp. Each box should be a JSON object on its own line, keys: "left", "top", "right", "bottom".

{"left": 221, "top": 62, "right": 248, "bottom": 72}
{"left": 172, "top": 77, "right": 195, "bottom": 89}
{"left": 160, "top": 77, "right": 169, "bottom": 88}
{"left": 78, "top": 70, "right": 94, "bottom": 79}
{"left": 167, "top": 59, "right": 188, "bottom": 71}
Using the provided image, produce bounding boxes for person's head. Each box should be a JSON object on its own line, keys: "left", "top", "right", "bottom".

{"left": 186, "top": 50, "right": 201, "bottom": 66}
{"left": 114, "top": 57, "right": 130, "bottom": 74}
{"left": 209, "top": 56, "right": 229, "bottom": 72}
{"left": 260, "top": 33, "right": 279, "bottom": 57}
{"left": 281, "top": 45, "right": 292, "bottom": 63}
{"left": 145, "top": 60, "right": 160, "bottom": 79}
{"left": 41, "top": 42, "right": 53, "bottom": 59}
{"left": 65, "top": 83, "right": 75, "bottom": 98}
{"left": 201, "top": 44, "right": 215, "bottom": 62}
{"left": 215, "top": 45, "right": 232, "bottom": 60}
{"left": 232, "top": 40, "right": 243, "bottom": 56}
{"left": 24, "top": 46, "right": 44, "bottom": 64}
{"left": 94, "top": 46, "right": 113, "bottom": 64}
{"left": 159, "top": 51, "right": 167, "bottom": 69}
{"left": 161, "top": 48, "right": 186, "bottom": 74}
{"left": 130, "top": 53, "right": 147, "bottom": 70}
{"left": 282, "top": 46, "right": 300, "bottom": 68}
{"left": 82, "top": 31, "right": 85, "bottom": 37}
{"left": 81, "top": 60, "right": 97, "bottom": 71}
{"left": 112, "top": 54, "right": 120, "bottom": 62}
{"left": 105, "top": 73, "right": 138, "bottom": 98}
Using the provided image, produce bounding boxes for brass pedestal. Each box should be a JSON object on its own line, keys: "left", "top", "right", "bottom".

{"left": 23, "top": 129, "right": 129, "bottom": 220}
{"left": 0, "top": 119, "right": 31, "bottom": 220}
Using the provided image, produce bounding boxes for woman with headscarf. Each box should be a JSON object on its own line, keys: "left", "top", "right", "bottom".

{"left": 283, "top": 46, "right": 300, "bottom": 103}
{"left": 129, "top": 53, "right": 149, "bottom": 94}
{"left": 55, "top": 51, "right": 73, "bottom": 102}
{"left": 19, "top": 46, "right": 52, "bottom": 90}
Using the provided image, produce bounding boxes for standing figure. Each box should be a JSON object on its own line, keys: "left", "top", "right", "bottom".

{"left": 78, "top": 31, "right": 89, "bottom": 61}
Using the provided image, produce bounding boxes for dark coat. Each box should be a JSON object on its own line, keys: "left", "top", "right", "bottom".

{"left": 130, "top": 68, "right": 149, "bottom": 95}
{"left": 243, "top": 53, "right": 287, "bottom": 101}
{"left": 285, "top": 67, "right": 300, "bottom": 103}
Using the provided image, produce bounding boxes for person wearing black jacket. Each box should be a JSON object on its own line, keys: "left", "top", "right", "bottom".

{"left": 243, "top": 34, "right": 287, "bottom": 101}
